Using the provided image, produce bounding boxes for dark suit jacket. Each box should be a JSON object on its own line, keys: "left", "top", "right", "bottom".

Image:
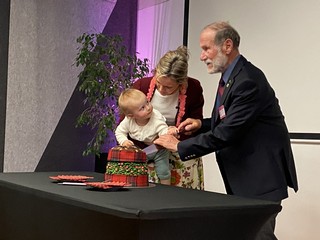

{"left": 178, "top": 55, "right": 298, "bottom": 201}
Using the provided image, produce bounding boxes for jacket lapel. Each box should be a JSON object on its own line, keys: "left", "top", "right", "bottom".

{"left": 220, "top": 56, "right": 247, "bottom": 105}
{"left": 213, "top": 56, "right": 247, "bottom": 122}
{"left": 220, "top": 78, "right": 233, "bottom": 104}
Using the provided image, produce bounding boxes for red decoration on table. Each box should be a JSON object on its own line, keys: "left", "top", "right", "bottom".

{"left": 49, "top": 175, "right": 93, "bottom": 182}
{"left": 85, "top": 181, "right": 131, "bottom": 189}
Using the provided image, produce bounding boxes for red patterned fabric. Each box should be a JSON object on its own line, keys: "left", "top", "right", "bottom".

{"left": 107, "top": 146, "right": 147, "bottom": 163}
{"left": 105, "top": 174, "right": 148, "bottom": 187}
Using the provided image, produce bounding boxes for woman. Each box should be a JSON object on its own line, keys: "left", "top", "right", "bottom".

{"left": 133, "top": 46, "right": 205, "bottom": 190}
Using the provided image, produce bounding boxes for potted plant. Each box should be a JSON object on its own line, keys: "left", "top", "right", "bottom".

{"left": 74, "top": 33, "right": 149, "bottom": 159}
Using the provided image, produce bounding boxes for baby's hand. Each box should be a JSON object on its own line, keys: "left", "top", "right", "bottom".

{"left": 121, "top": 140, "right": 134, "bottom": 147}
{"left": 167, "top": 126, "right": 179, "bottom": 138}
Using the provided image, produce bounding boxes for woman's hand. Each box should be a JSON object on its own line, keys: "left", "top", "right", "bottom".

{"left": 178, "top": 118, "right": 202, "bottom": 135}
{"left": 167, "top": 126, "right": 179, "bottom": 138}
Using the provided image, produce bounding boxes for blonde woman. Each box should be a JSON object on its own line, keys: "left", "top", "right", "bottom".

{"left": 133, "top": 46, "right": 205, "bottom": 190}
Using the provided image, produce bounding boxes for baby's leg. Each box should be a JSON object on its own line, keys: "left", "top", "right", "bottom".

{"left": 153, "top": 149, "right": 171, "bottom": 185}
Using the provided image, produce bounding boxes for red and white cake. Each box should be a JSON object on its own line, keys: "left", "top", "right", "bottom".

{"left": 105, "top": 146, "right": 148, "bottom": 187}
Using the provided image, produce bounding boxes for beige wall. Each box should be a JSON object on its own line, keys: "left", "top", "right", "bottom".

{"left": 188, "top": 0, "right": 320, "bottom": 239}
{"left": 278, "top": 142, "right": 320, "bottom": 239}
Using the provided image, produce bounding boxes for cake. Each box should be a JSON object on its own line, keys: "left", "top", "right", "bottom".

{"left": 105, "top": 145, "right": 148, "bottom": 187}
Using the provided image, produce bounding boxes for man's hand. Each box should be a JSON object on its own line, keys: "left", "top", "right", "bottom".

{"left": 178, "top": 118, "right": 202, "bottom": 135}
{"left": 154, "top": 134, "right": 180, "bottom": 152}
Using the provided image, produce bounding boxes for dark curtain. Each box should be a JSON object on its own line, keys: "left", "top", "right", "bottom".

{"left": 102, "top": 0, "right": 138, "bottom": 56}
{"left": 94, "top": 0, "right": 139, "bottom": 172}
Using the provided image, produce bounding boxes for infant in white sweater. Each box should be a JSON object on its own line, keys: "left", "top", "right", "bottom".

{"left": 115, "top": 89, "right": 177, "bottom": 185}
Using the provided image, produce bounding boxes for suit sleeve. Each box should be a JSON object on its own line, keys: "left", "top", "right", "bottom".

{"left": 178, "top": 79, "right": 261, "bottom": 161}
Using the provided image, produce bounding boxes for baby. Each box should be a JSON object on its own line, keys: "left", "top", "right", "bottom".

{"left": 115, "top": 89, "right": 177, "bottom": 185}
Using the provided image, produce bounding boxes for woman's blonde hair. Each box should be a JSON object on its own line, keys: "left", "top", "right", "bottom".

{"left": 155, "top": 45, "right": 189, "bottom": 84}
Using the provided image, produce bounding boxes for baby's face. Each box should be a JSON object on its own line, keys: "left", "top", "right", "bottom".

{"left": 130, "top": 97, "right": 153, "bottom": 121}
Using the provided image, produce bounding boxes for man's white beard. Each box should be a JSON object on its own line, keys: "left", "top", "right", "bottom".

{"left": 206, "top": 50, "right": 228, "bottom": 74}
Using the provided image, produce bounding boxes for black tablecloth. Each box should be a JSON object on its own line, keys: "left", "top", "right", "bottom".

{"left": 0, "top": 172, "right": 281, "bottom": 240}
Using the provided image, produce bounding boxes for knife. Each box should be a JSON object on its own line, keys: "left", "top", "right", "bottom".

{"left": 142, "top": 144, "right": 158, "bottom": 155}
{"left": 57, "top": 182, "right": 86, "bottom": 186}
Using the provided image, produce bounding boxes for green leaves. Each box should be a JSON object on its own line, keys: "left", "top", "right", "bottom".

{"left": 74, "top": 33, "right": 149, "bottom": 156}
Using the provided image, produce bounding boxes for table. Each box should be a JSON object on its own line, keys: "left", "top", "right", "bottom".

{"left": 0, "top": 172, "right": 281, "bottom": 240}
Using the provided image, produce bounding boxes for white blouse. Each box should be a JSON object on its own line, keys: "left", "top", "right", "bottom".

{"left": 151, "top": 89, "right": 179, "bottom": 126}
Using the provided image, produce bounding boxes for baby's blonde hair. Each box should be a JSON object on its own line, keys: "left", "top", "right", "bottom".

{"left": 118, "top": 88, "right": 146, "bottom": 115}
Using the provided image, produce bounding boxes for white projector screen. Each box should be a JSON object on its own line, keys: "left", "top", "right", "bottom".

{"left": 187, "top": 0, "right": 320, "bottom": 134}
